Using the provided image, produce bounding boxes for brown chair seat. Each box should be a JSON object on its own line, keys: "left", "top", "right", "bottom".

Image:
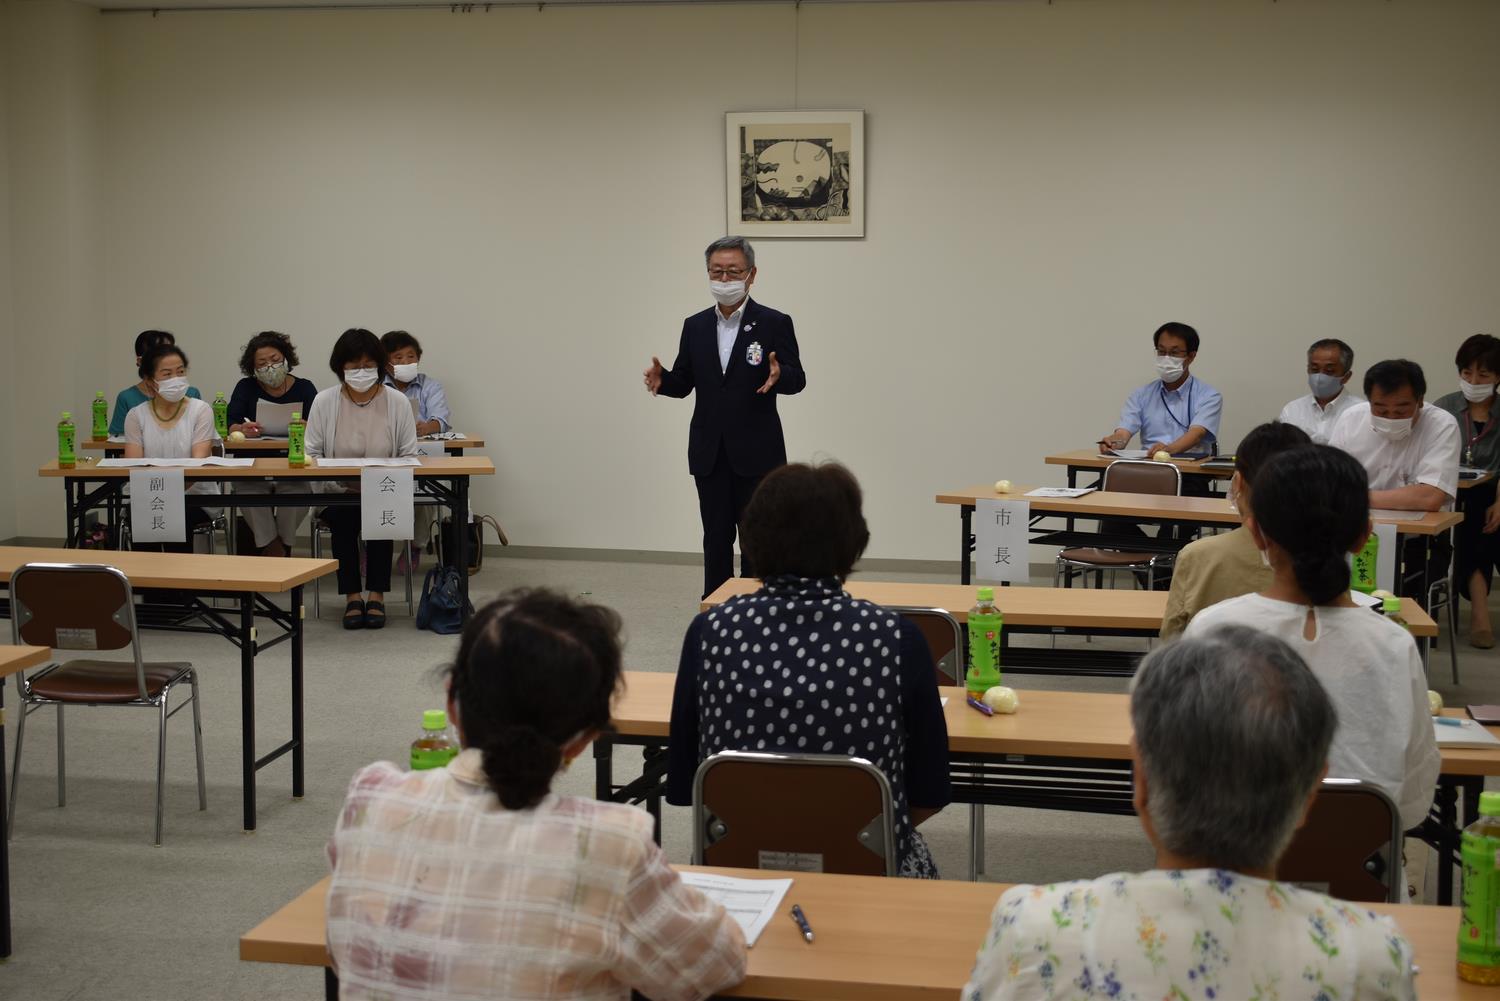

{"left": 28, "top": 661, "right": 192, "bottom": 703}
{"left": 1058, "top": 547, "right": 1160, "bottom": 566}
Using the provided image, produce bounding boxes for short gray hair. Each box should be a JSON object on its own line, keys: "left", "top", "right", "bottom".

{"left": 1308, "top": 338, "right": 1354, "bottom": 374}
{"left": 1130, "top": 625, "right": 1336, "bottom": 871}
{"left": 704, "top": 235, "right": 755, "bottom": 270}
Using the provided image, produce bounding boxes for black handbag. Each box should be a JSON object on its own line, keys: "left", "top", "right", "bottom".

{"left": 416, "top": 564, "right": 473, "bottom": 634}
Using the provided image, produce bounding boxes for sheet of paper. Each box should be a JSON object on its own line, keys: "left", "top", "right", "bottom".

{"left": 254, "top": 400, "right": 301, "bottom": 436}
{"left": 1108, "top": 448, "right": 1150, "bottom": 459}
{"left": 423, "top": 432, "right": 466, "bottom": 440}
{"left": 315, "top": 457, "right": 423, "bottom": 467}
{"left": 678, "top": 873, "right": 792, "bottom": 947}
{"left": 1370, "top": 509, "right": 1428, "bottom": 521}
{"left": 1024, "top": 487, "right": 1096, "bottom": 498}
{"left": 975, "top": 498, "right": 1029, "bottom": 584}
{"left": 129, "top": 468, "right": 186, "bottom": 543}
{"left": 1433, "top": 717, "right": 1500, "bottom": 748}
{"left": 1349, "top": 590, "right": 1382, "bottom": 609}
{"left": 415, "top": 441, "right": 446, "bottom": 458}
{"left": 361, "top": 466, "right": 414, "bottom": 540}
{"left": 99, "top": 457, "right": 253, "bottom": 468}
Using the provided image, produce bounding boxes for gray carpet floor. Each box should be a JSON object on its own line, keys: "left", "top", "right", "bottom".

{"left": 1, "top": 555, "right": 1492, "bottom": 999}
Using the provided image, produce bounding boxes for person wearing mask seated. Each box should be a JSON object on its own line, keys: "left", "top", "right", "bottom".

{"left": 1159, "top": 420, "right": 1310, "bottom": 639}
{"left": 227, "top": 331, "right": 319, "bottom": 557}
{"left": 381, "top": 330, "right": 452, "bottom": 573}
{"left": 1278, "top": 337, "right": 1362, "bottom": 444}
{"left": 122, "top": 342, "right": 220, "bottom": 552}
{"left": 1185, "top": 444, "right": 1440, "bottom": 833}
{"left": 666, "top": 461, "right": 951, "bottom": 878}
{"left": 381, "top": 330, "right": 451, "bottom": 436}
{"left": 1433, "top": 334, "right": 1500, "bottom": 647}
{"left": 109, "top": 329, "right": 202, "bottom": 438}
{"left": 327, "top": 589, "right": 747, "bottom": 1001}
{"left": 1097, "top": 322, "right": 1222, "bottom": 468}
{"left": 305, "top": 329, "right": 419, "bottom": 631}
{"left": 1328, "top": 358, "right": 1460, "bottom": 602}
{"left": 963, "top": 625, "right": 1417, "bottom": 1000}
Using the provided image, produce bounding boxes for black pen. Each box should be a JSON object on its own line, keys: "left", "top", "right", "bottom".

{"left": 790, "top": 903, "right": 814, "bottom": 944}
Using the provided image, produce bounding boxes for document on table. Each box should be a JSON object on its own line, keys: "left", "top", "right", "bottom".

{"left": 422, "top": 431, "right": 467, "bottom": 441}
{"left": 1025, "top": 487, "right": 1096, "bottom": 498}
{"left": 98, "top": 457, "right": 255, "bottom": 468}
{"left": 677, "top": 873, "right": 792, "bottom": 947}
{"left": 1433, "top": 716, "right": 1500, "bottom": 749}
{"left": 1108, "top": 448, "right": 1150, "bottom": 459}
{"left": 314, "top": 457, "right": 423, "bottom": 467}
{"left": 253, "top": 401, "right": 301, "bottom": 436}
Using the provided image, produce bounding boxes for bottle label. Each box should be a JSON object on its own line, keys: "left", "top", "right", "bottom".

{"left": 966, "top": 613, "right": 1003, "bottom": 692}
{"left": 1460, "top": 830, "right": 1500, "bottom": 967}
{"left": 411, "top": 746, "right": 458, "bottom": 771}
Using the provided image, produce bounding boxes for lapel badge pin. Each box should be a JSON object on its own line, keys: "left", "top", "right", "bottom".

{"left": 746, "top": 341, "right": 763, "bottom": 366}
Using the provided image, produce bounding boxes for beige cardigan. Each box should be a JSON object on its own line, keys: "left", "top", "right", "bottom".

{"left": 304, "top": 385, "right": 419, "bottom": 492}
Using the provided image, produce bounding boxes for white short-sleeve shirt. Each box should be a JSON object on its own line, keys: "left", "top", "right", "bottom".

{"left": 1328, "top": 401, "right": 1460, "bottom": 509}
{"left": 123, "top": 398, "right": 221, "bottom": 496}
{"left": 1278, "top": 390, "right": 1363, "bottom": 445}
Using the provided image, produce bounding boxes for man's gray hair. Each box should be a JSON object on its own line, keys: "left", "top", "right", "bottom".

{"left": 1308, "top": 338, "right": 1355, "bottom": 375}
{"left": 704, "top": 235, "right": 755, "bottom": 270}
{"left": 1130, "top": 625, "right": 1337, "bottom": 871}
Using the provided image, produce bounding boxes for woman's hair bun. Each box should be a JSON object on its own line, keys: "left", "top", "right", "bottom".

{"left": 481, "top": 724, "right": 563, "bottom": 811}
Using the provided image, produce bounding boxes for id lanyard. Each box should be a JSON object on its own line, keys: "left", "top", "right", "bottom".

{"left": 1159, "top": 378, "right": 1195, "bottom": 436}
{"left": 1464, "top": 409, "right": 1495, "bottom": 467}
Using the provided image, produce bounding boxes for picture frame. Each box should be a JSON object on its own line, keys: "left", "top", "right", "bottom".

{"left": 725, "top": 110, "right": 865, "bottom": 238}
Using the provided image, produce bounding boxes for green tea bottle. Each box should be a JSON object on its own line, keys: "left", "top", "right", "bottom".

{"left": 57, "top": 412, "right": 76, "bottom": 468}
{"left": 410, "top": 709, "right": 460, "bottom": 771}
{"left": 966, "top": 586, "right": 1003, "bottom": 697}
{"left": 91, "top": 391, "right": 108, "bottom": 439}
{"left": 1459, "top": 791, "right": 1500, "bottom": 983}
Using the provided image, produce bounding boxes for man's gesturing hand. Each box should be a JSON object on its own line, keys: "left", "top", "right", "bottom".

{"left": 644, "top": 356, "right": 663, "bottom": 396}
{"left": 756, "top": 352, "right": 780, "bottom": 394}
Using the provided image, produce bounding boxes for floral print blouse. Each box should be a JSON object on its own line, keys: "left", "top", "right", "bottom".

{"left": 963, "top": 869, "right": 1416, "bottom": 1001}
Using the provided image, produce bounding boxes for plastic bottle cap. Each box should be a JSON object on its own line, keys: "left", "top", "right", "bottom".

{"left": 60, "top": 411, "right": 72, "bottom": 419}
{"left": 976, "top": 586, "right": 995, "bottom": 601}
{"left": 291, "top": 411, "right": 301, "bottom": 420}
{"left": 1382, "top": 596, "right": 1401, "bottom": 615}
{"left": 422, "top": 709, "right": 449, "bottom": 731}
{"left": 1481, "top": 791, "right": 1500, "bottom": 818}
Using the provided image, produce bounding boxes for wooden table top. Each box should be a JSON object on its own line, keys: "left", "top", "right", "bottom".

{"left": 937, "top": 483, "right": 1463, "bottom": 536}
{"left": 239, "top": 869, "right": 1482, "bottom": 999}
{"left": 0, "top": 545, "right": 338, "bottom": 592}
{"left": 609, "top": 669, "right": 1500, "bottom": 774}
{"left": 1045, "top": 448, "right": 1234, "bottom": 478}
{"left": 702, "top": 578, "right": 1438, "bottom": 638}
{"left": 39, "top": 456, "right": 495, "bottom": 479}
{"left": 0, "top": 644, "right": 51, "bottom": 680}
{"left": 80, "top": 435, "right": 485, "bottom": 452}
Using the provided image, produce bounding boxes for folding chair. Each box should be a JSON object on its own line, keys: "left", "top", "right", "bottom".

{"left": 692, "top": 751, "right": 896, "bottom": 876}
{"left": 896, "top": 607, "right": 963, "bottom": 686}
{"left": 7, "top": 563, "right": 206, "bottom": 846}
{"left": 1277, "top": 778, "right": 1403, "bottom": 903}
{"left": 1055, "top": 459, "right": 1183, "bottom": 590}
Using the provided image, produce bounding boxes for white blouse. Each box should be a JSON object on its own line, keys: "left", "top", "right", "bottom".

{"left": 123, "top": 398, "right": 220, "bottom": 496}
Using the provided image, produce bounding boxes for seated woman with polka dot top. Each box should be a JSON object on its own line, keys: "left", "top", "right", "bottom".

{"left": 665, "top": 461, "right": 952, "bottom": 878}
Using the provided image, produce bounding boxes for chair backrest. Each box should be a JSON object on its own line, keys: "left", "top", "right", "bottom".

{"left": 896, "top": 607, "right": 963, "bottom": 685}
{"left": 10, "top": 563, "right": 148, "bottom": 699}
{"left": 1102, "top": 459, "right": 1182, "bottom": 497}
{"left": 1277, "top": 778, "right": 1402, "bottom": 903}
{"left": 692, "top": 751, "right": 897, "bottom": 877}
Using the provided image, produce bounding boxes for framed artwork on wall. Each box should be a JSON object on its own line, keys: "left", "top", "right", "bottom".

{"left": 725, "top": 110, "right": 865, "bottom": 238}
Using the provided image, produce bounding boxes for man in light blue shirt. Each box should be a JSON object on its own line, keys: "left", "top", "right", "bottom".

{"left": 1100, "top": 322, "right": 1222, "bottom": 459}
{"left": 381, "top": 330, "right": 453, "bottom": 435}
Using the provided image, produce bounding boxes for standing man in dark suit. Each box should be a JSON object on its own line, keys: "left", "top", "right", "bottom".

{"left": 645, "top": 236, "right": 807, "bottom": 598}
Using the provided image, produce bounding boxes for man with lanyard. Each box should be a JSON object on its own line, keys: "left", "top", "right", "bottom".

{"left": 1099, "top": 322, "right": 1223, "bottom": 496}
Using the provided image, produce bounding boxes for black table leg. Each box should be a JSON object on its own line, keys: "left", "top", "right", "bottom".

{"left": 292, "top": 584, "right": 305, "bottom": 800}
{"left": 1436, "top": 779, "right": 1459, "bottom": 905}
{"left": 325, "top": 965, "right": 340, "bottom": 1000}
{"left": 241, "top": 595, "right": 257, "bottom": 832}
{"left": 1, "top": 682, "right": 11, "bottom": 959}
{"left": 454, "top": 475, "right": 471, "bottom": 622}
{"left": 594, "top": 737, "right": 614, "bottom": 801}
{"left": 960, "top": 505, "right": 973, "bottom": 585}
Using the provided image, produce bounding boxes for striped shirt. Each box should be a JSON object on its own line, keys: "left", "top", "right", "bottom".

{"left": 327, "top": 750, "right": 746, "bottom": 1001}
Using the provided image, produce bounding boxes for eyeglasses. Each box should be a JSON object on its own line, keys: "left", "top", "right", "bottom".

{"left": 1155, "top": 348, "right": 1189, "bottom": 359}
{"left": 708, "top": 268, "right": 749, "bottom": 280}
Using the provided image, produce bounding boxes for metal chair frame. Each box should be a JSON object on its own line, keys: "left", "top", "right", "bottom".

{"left": 1055, "top": 459, "right": 1184, "bottom": 590}
{"left": 309, "top": 522, "right": 416, "bottom": 619}
{"left": 692, "top": 750, "right": 897, "bottom": 877}
{"left": 1279, "top": 777, "right": 1403, "bottom": 904}
{"left": 7, "top": 563, "right": 206, "bottom": 846}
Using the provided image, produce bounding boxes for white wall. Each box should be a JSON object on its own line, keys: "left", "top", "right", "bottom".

{"left": 11, "top": 0, "right": 1500, "bottom": 558}
{"left": 5, "top": 0, "right": 104, "bottom": 541}
{"left": 0, "top": 2, "right": 16, "bottom": 542}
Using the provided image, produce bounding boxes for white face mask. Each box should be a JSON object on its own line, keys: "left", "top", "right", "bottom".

{"left": 1370, "top": 414, "right": 1414, "bottom": 441}
{"left": 1460, "top": 378, "right": 1495, "bottom": 404}
{"left": 1155, "top": 354, "right": 1186, "bottom": 383}
{"left": 343, "top": 367, "right": 379, "bottom": 392}
{"left": 155, "top": 376, "right": 189, "bottom": 403}
{"left": 392, "top": 363, "right": 420, "bottom": 383}
{"left": 1308, "top": 372, "right": 1344, "bottom": 399}
{"left": 709, "top": 279, "right": 748, "bottom": 307}
{"left": 255, "top": 360, "right": 288, "bottom": 389}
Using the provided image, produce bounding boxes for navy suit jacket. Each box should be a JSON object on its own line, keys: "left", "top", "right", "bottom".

{"left": 657, "top": 298, "right": 806, "bottom": 478}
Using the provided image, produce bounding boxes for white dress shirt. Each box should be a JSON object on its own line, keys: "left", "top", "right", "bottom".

{"left": 1328, "top": 401, "right": 1461, "bottom": 509}
{"left": 714, "top": 298, "right": 748, "bottom": 373}
{"left": 1278, "top": 389, "right": 1363, "bottom": 445}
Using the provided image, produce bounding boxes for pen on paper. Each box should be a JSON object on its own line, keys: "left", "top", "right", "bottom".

{"left": 790, "top": 904, "right": 814, "bottom": 944}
